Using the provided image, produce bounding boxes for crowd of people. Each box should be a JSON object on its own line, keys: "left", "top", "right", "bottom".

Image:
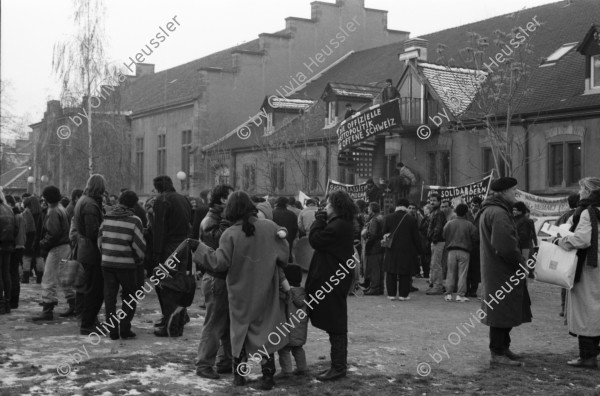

{"left": 0, "top": 172, "right": 598, "bottom": 390}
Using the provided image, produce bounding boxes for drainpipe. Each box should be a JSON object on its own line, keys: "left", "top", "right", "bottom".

{"left": 523, "top": 120, "right": 530, "bottom": 191}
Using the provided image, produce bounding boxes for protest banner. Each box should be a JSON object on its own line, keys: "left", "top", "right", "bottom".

{"left": 337, "top": 99, "right": 401, "bottom": 151}
{"left": 422, "top": 173, "right": 493, "bottom": 204}
{"left": 515, "top": 189, "right": 569, "bottom": 216}
{"left": 326, "top": 179, "right": 369, "bottom": 201}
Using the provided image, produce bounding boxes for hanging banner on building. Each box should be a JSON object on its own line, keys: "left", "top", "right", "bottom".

{"left": 515, "top": 189, "right": 569, "bottom": 216}
{"left": 326, "top": 179, "right": 368, "bottom": 201}
{"left": 423, "top": 173, "right": 493, "bottom": 204}
{"left": 337, "top": 98, "right": 401, "bottom": 151}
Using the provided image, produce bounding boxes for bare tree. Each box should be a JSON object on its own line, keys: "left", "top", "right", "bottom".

{"left": 52, "top": 0, "right": 108, "bottom": 175}
{"left": 434, "top": 22, "right": 543, "bottom": 177}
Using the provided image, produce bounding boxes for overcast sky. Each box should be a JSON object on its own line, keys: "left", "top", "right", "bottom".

{"left": 1, "top": 0, "right": 561, "bottom": 126}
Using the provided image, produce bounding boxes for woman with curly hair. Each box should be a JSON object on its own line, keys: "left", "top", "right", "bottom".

{"left": 306, "top": 190, "right": 358, "bottom": 381}
{"left": 192, "top": 191, "right": 290, "bottom": 390}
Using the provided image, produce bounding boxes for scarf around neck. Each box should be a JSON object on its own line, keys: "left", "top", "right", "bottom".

{"left": 569, "top": 190, "right": 600, "bottom": 282}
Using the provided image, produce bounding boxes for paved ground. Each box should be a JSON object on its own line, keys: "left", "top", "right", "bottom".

{"left": 1, "top": 277, "right": 599, "bottom": 395}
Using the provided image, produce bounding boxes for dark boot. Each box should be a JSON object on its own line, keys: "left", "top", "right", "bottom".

{"left": 260, "top": 354, "right": 276, "bottom": 390}
{"left": 22, "top": 271, "right": 30, "bottom": 284}
{"left": 36, "top": 271, "right": 44, "bottom": 284}
{"left": 233, "top": 356, "right": 247, "bottom": 386}
{"left": 5, "top": 300, "right": 11, "bottom": 314}
{"left": 0, "top": 299, "right": 6, "bottom": 314}
{"left": 32, "top": 302, "right": 56, "bottom": 321}
{"left": 317, "top": 333, "right": 347, "bottom": 381}
{"left": 59, "top": 298, "right": 77, "bottom": 318}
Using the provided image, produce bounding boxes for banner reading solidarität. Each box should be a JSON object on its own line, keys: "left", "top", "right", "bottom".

{"left": 337, "top": 98, "right": 401, "bottom": 151}
{"left": 515, "top": 189, "right": 569, "bottom": 216}
{"left": 424, "top": 173, "right": 493, "bottom": 204}
{"left": 326, "top": 179, "right": 368, "bottom": 201}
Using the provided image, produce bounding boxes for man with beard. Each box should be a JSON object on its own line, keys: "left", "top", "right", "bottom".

{"left": 152, "top": 176, "right": 192, "bottom": 338}
{"left": 365, "top": 179, "right": 382, "bottom": 206}
{"left": 477, "top": 177, "right": 531, "bottom": 367}
{"left": 195, "top": 184, "right": 234, "bottom": 379}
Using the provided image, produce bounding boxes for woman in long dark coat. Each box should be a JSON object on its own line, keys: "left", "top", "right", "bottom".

{"left": 382, "top": 199, "right": 422, "bottom": 300}
{"left": 306, "top": 190, "right": 357, "bottom": 381}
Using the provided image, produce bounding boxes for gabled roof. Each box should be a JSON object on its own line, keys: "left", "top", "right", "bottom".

{"left": 122, "top": 39, "right": 261, "bottom": 115}
{"left": 0, "top": 166, "right": 29, "bottom": 190}
{"left": 418, "top": 62, "right": 485, "bottom": 116}
{"left": 205, "top": 0, "right": 600, "bottom": 152}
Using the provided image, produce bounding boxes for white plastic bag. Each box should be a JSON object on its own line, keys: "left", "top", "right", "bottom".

{"left": 534, "top": 241, "right": 578, "bottom": 289}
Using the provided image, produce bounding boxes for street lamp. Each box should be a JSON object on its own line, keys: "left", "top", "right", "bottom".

{"left": 176, "top": 171, "right": 187, "bottom": 191}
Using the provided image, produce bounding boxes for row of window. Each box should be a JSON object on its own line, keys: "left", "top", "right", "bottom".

{"left": 242, "top": 159, "right": 319, "bottom": 193}
{"left": 134, "top": 130, "right": 192, "bottom": 191}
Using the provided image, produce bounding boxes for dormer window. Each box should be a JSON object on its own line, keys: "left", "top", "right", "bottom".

{"left": 575, "top": 25, "right": 600, "bottom": 94}
{"left": 326, "top": 101, "right": 338, "bottom": 127}
{"left": 592, "top": 55, "right": 600, "bottom": 89}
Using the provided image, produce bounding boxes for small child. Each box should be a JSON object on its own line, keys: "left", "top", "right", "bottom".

{"left": 277, "top": 264, "right": 308, "bottom": 377}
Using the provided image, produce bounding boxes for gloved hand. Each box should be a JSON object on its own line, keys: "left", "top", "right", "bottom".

{"left": 187, "top": 239, "right": 200, "bottom": 250}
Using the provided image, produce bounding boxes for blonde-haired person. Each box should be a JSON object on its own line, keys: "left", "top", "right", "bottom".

{"left": 73, "top": 174, "right": 106, "bottom": 335}
{"left": 554, "top": 176, "right": 600, "bottom": 369}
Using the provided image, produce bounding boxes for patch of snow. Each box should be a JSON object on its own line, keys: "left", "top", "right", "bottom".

{"left": 84, "top": 377, "right": 122, "bottom": 388}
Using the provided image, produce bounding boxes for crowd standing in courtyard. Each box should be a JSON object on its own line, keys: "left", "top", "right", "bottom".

{"left": 0, "top": 170, "right": 598, "bottom": 391}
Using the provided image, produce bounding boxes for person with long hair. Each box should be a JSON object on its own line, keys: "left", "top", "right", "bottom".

{"left": 74, "top": 174, "right": 106, "bottom": 335}
{"left": 555, "top": 177, "right": 600, "bottom": 369}
{"left": 21, "top": 196, "right": 44, "bottom": 284}
{"left": 192, "top": 191, "right": 289, "bottom": 390}
{"left": 306, "top": 190, "right": 357, "bottom": 381}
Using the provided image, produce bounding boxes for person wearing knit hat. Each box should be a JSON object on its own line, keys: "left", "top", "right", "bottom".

{"left": 476, "top": 176, "right": 532, "bottom": 367}
{"left": 256, "top": 201, "right": 273, "bottom": 220}
{"left": 32, "top": 186, "right": 72, "bottom": 321}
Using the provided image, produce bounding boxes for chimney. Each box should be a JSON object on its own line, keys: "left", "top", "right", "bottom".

{"left": 136, "top": 63, "right": 155, "bottom": 77}
{"left": 400, "top": 38, "right": 428, "bottom": 63}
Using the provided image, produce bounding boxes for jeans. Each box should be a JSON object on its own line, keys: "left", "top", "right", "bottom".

{"left": 22, "top": 255, "right": 45, "bottom": 273}
{"left": 0, "top": 253, "right": 11, "bottom": 303}
{"left": 278, "top": 345, "right": 307, "bottom": 373}
{"left": 386, "top": 273, "right": 411, "bottom": 298}
{"left": 445, "top": 250, "right": 470, "bottom": 296}
{"left": 489, "top": 327, "right": 512, "bottom": 354}
{"left": 430, "top": 242, "right": 445, "bottom": 290}
{"left": 365, "top": 254, "right": 384, "bottom": 293}
{"left": 41, "top": 244, "right": 72, "bottom": 304}
{"left": 102, "top": 267, "right": 138, "bottom": 334}
{"left": 195, "top": 274, "right": 232, "bottom": 371}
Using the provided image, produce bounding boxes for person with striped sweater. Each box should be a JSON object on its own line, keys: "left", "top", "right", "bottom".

{"left": 98, "top": 191, "right": 146, "bottom": 340}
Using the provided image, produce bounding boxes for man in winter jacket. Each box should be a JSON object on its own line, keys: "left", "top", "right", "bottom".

{"left": 426, "top": 193, "right": 446, "bottom": 295}
{"left": 32, "top": 186, "right": 72, "bottom": 321}
{"left": 152, "top": 175, "right": 192, "bottom": 337}
{"left": 98, "top": 191, "right": 146, "bottom": 340}
{"left": 195, "top": 184, "right": 234, "bottom": 379}
{"left": 273, "top": 197, "right": 298, "bottom": 262}
{"left": 363, "top": 202, "right": 385, "bottom": 295}
{"left": 4, "top": 195, "right": 25, "bottom": 310}
{"left": 0, "top": 192, "right": 17, "bottom": 314}
{"left": 477, "top": 177, "right": 532, "bottom": 367}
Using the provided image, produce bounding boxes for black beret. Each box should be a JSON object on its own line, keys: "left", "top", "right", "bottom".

{"left": 490, "top": 177, "right": 517, "bottom": 192}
